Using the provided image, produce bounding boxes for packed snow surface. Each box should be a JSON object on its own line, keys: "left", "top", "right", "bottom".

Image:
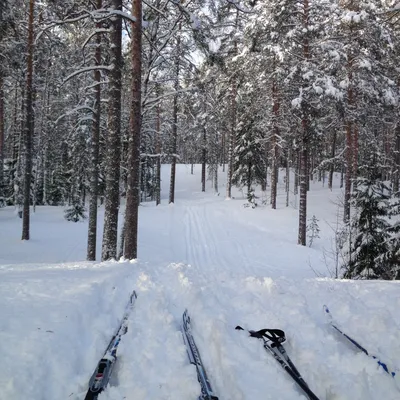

{"left": 0, "top": 165, "right": 399, "bottom": 400}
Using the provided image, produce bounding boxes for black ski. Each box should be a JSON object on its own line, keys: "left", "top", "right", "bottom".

{"left": 84, "top": 290, "right": 137, "bottom": 400}
{"left": 182, "top": 310, "right": 219, "bottom": 400}
{"left": 236, "top": 326, "right": 321, "bottom": 400}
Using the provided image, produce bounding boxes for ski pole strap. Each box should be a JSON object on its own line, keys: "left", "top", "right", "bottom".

{"left": 235, "top": 326, "right": 286, "bottom": 346}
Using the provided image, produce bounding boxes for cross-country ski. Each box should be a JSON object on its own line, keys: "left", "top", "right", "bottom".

{"left": 182, "top": 310, "right": 219, "bottom": 400}
{"left": 84, "top": 290, "right": 137, "bottom": 400}
{"left": 323, "top": 305, "right": 396, "bottom": 378}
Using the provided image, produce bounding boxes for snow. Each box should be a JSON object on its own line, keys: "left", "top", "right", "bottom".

{"left": 1, "top": 165, "right": 400, "bottom": 400}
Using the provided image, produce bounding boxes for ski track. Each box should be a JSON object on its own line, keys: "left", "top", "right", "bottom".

{"left": 125, "top": 199, "right": 400, "bottom": 400}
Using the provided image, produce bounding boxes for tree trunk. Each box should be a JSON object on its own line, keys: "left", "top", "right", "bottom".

{"left": 221, "top": 130, "right": 226, "bottom": 172}
{"left": 155, "top": 85, "right": 161, "bottom": 205}
{"left": 294, "top": 151, "right": 299, "bottom": 196}
{"left": 247, "top": 161, "right": 252, "bottom": 198}
{"left": 214, "top": 164, "right": 218, "bottom": 193}
{"left": 169, "top": 24, "right": 180, "bottom": 204}
{"left": 271, "top": 74, "right": 279, "bottom": 209}
{"left": 344, "top": 120, "right": 353, "bottom": 223}
{"left": 298, "top": 144, "right": 308, "bottom": 246}
{"left": 286, "top": 149, "right": 290, "bottom": 207}
{"left": 353, "top": 124, "right": 358, "bottom": 182}
{"left": 101, "top": 0, "right": 123, "bottom": 260}
{"left": 226, "top": 79, "right": 236, "bottom": 199}
{"left": 87, "top": 0, "right": 102, "bottom": 261}
{"left": 298, "top": 0, "right": 310, "bottom": 246}
{"left": 328, "top": 129, "right": 336, "bottom": 190}
{"left": 201, "top": 126, "right": 206, "bottom": 192}
{"left": 0, "top": 70, "right": 4, "bottom": 199}
{"left": 22, "top": 0, "right": 35, "bottom": 240}
{"left": 344, "top": 29, "right": 355, "bottom": 222}
{"left": 0, "top": 0, "right": 5, "bottom": 200}
{"left": 124, "top": 0, "right": 142, "bottom": 260}
{"left": 393, "top": 125, "right": 400, "bottom": 193}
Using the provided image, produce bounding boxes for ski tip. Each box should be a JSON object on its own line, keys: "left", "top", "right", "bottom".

{"left": 235, "top": 325, "right": 244, "bottom": 331}
{"left": 323, "top": 305, "right": 330, "bottom": 314}
{"left": 183, "top": 309, "right": 190, "bottom": 323}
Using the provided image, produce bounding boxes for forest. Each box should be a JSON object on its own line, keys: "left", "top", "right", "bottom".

{"left": 0, "top": 0, "right": 400, "bottom": 279}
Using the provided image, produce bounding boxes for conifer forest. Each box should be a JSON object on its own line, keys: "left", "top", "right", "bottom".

{"left": 0, "top": 0, "right": 400, "bottom": 280}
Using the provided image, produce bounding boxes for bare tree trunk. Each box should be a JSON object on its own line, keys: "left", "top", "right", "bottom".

{"left": 353, "top": 124, "right": 358, "bottom": 181}
{"left": 155, "top": 85, "right": 161, "bottom": 206}
{"left": 169, "top": 24, "right": 180, "bottom": 204}
{"left": 344, "top": 120, "right": 353, "bottom": 222}
{"left": 101, "top": 0, "right": 122, "bottom": 260}
{"left": 247, "top": 161, "right": 252, "bottom": 197}
{"left": 0, "top": 70, "right": 4, "bottom": 199}
{"left": 298, "top": 0, "right": 310, "bottom": 246}
{"left": 124, "top": 0, "right": 142, "bottom": 260}
{"left": 344, "top": 18, "right": 356, "bottom": 222}
{"left": 226, "top": 78, "right": 236, "bottom": 199}
{"left": 298, "top": 144, "right": 308, "bottom": 245}
{"left": 214, "top": 164, "right": 218, "bottom": 193}
{"left": 0, "top": 0, "right": 5, "bottom": 200}
{"left": 226, "top": 30, "right": 238, "bottom": 199}
{"left": 221, "top": 130, "right": 226, "bottom": 172}
{"left": 328, "top": 129, "right": 336, "bottom": 190}
{"left": 32, "top": 63, "right": 50, "bottom": 211}
{"left": 393, "top": 125, "right": 400, "bottom": 193}
{"left": 286, "top": 149, "right": 290, "bottom": 207}
{"left": 294, "top": 151, "right": 299, "bottom": 196}
{"left": 87, "top": 0, "right": 102, "bottom": 261}
{"left": 22, "top": 0, "right": 35, "bottom": 240}
{"left": 201, "top": 126, "right": 206, "bottom": 192}
{"left": 271, "top": 74, "right": 279, "bottom": 209}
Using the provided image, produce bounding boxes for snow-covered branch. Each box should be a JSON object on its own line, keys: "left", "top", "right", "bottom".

{"left": 54, "top": 105, "right": 96, "bottom": 125}
{"left": 62, "top": 65, "right": 113, "bottom": 85}
{"left": 82, "top": 29, "right": 112, "bottom": 50}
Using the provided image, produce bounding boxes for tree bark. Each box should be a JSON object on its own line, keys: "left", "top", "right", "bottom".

{"left": 298, "top": 0, "right": 310, "bottom": 246}
{"left": 22, "top": 0, "right": 35, "bottom": 240}
{"left": 286, "top": 149, "right": 290, "bottom": 207}
{"left": 353, "top": 124, "right": 358, "bottom": 181}
{"left": 0, "top": 0, "right": 5, "bottom": 200}
{"left": 226, "top": 78, "right": 236, "bottom": 199}
{"left": 393, "top": 125, "right": 400, "bottom": 193}
{"left": 124, "top": 0, "right": 142, "bottom": 260}
{"left": 155, "top": 85, "right": 161, "bottom": 205}
{"left": 328, "top": 129, "right": 336, "bottom": 190}
{"left": 201, "top": 126, "right": 206, "bottom": 192}
{"left": 0, "top": 70, "right": 4, "bottom": 199}
{"left": 294, "top": 150, "right": 299, "bottom": 196}
{"left": 271, "top": 73, "right": 279, "bottom": 209}
{"left": 298, "top": 143, "right": 308, "bottom": 245}
{"left": 87, "top": 0, "right": 102, "bottom": 261}
{"left": 101, "top": 0, "right": 123, "bottom": 260}
{"left": 169, "top": 24, "right": 180, "bottom": 204}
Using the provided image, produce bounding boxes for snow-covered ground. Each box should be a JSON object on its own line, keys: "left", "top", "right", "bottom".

{"left": 0, "top": 165, "right": 399, "bottom": 400}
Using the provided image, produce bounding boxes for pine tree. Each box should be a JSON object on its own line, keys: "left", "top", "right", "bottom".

{"left": 124, "top": 0, "right": 142, "bottom": 260}
{"left": 101, "top": 0, "right": 123, "bottom": 261}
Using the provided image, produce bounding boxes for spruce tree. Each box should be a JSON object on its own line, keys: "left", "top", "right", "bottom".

{"left": 344, "top": 178, "right": 392, "bottom": 279}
